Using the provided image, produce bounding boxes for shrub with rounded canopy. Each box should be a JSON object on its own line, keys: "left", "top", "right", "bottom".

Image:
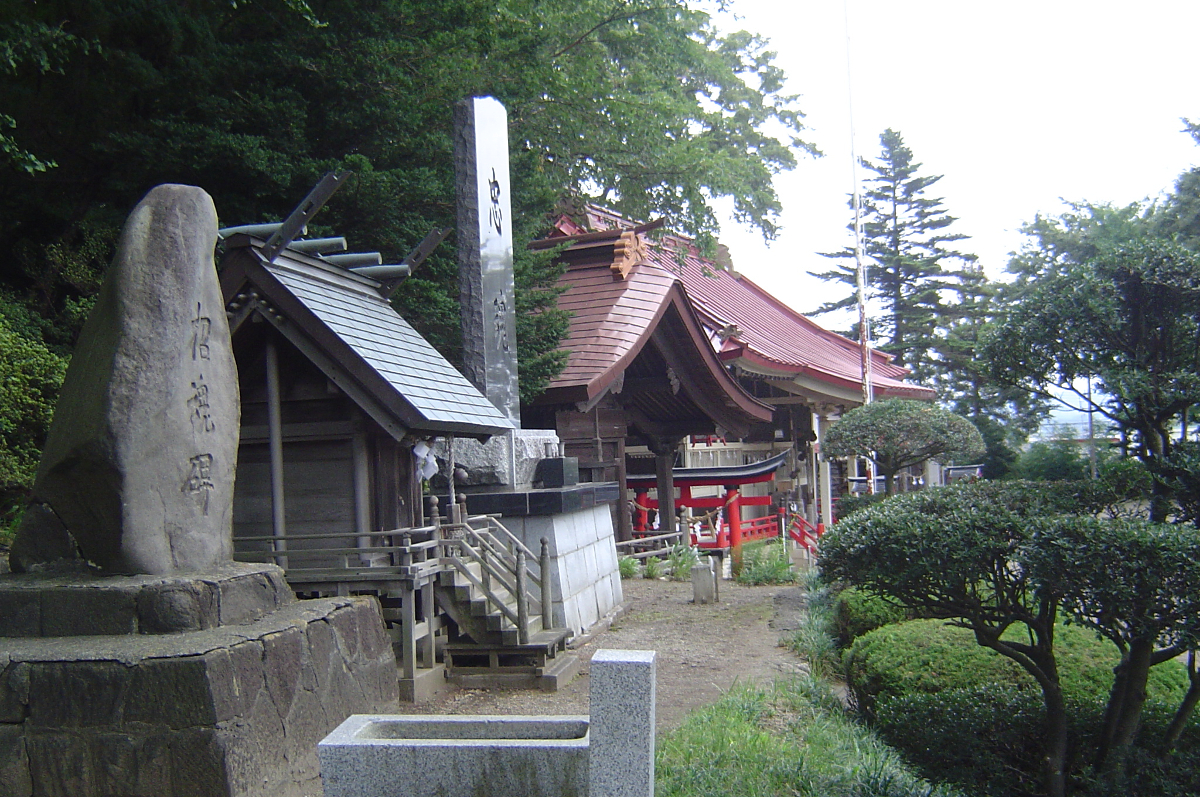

{"left": 824, "top": 399, "right": 985, "bottom": 494}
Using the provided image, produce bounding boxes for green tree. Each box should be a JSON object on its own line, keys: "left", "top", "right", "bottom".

{"left": 1012, "top": 429, "right": 1089, "bottom": 482}
{"left": 821, "top": 481, "right": 1200, "bottom": 796}
{"left": 983, "top": 236, "right": 1200, "bottom": 521}
{"left": 0, "top": 0, "right": 815, "bottom": 474}
{"left": 809, "top": 129, "right": 974, "bottom": 380}
{"left": 823, "top": 399, "right": 985, "bottom": 495}
{"left": 0, "top": 317, "right": 66, "bottom": 510}
{"left": 936, "top": 267, "right": 1050, "bottom": 476}
{"left": 1156, "top": 118, "right": 1200, "bottom": 249}
{"left": 1024, "top": 516, "right": 1200, "bottom": 774}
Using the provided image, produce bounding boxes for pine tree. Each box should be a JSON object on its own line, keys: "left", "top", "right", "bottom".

{"left": 809, "top": 129, "right": 973, "bottom": 381}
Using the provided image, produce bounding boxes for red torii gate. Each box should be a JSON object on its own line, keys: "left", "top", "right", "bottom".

{"left": 628, "top": 450, "right": 796, "bottom": 553}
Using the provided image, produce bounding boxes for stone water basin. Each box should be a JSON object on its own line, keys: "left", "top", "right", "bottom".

{"left": 319, "top": 715, "right": 591, "bottom": 797}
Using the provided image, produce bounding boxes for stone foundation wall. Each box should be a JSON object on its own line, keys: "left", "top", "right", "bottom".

{"left": 502, "top": 505, "right": 623, "bottom": 635}
{"left": 0, "top": 594, "right": 398, "bottom": 797}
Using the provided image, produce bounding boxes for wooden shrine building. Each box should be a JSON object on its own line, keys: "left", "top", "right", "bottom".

{"left": 537, "top": 206, "right": 936, "bottom": 532}
{"left": 524, "top": 217, "right": 775, "bottom": 541}
{"left": 219, "top": 233, "right": 513, "bottom": 560}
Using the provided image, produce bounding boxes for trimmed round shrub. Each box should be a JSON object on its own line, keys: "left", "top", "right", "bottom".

{"left": 875, "top": 686, "right": 1200, "bottom": 797}
{"left": 834, "top": 491, "right": 888, "bottom": 519}
{"left": 832, "top": 586, "right": 908, "bottom": 648}
{"left": 875, "top": 684, "right": 1050, "bottom": 797}
{"left": 848, "top": 619, "right": 1194, "bottom": 797}
{"left": 845, "top": 619, "right": 1189, "bottom": 717}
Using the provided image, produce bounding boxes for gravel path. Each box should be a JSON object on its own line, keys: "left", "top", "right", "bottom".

{"left": 405, "top": 576, "right": 810, "bottom": 730}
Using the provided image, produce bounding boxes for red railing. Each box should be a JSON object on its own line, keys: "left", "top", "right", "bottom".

{"left": 787, "top": 513, "right": 824, "bottom": 555}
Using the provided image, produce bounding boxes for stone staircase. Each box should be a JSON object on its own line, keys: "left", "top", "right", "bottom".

{"left": 434, "top": 518, "right": 577, "bottom": 690}
{"left": 231, "top": 501, "right": 579, "bottom": 697}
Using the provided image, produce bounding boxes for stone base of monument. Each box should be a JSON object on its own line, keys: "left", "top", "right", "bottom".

{"left": 479, "top": 502, "right": 624, "bottom": 638}
{"left": 0, "top": 563, "right": 399, "bottom": 797}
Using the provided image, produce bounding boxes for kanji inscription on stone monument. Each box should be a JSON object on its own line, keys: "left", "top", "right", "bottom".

{"left": 455, "top": 96, "right": 519, "bottom": 425}
{"left": 10, "top": 184, "right": 239, "bottom": 575}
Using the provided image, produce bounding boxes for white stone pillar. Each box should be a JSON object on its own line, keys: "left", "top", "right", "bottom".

{"left": 816, "top": 413, "right": 833, "bottom": 528}
{"left": 590, "top": 649, "right": 656, "bottom": 797}
{"left": 925, "top": 458, "right": 942, "bottom": 488}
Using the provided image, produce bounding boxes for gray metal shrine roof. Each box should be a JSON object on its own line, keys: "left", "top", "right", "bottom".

{"left": 221, "top": 236, "right": 514, "bottom": 440}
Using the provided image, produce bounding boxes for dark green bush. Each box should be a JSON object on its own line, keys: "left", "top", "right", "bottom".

{"left": 845, "top": 619, "right": 1189, "bottom": 718}
{"left": 834, "top": 492, "right": 888, "bottom": 519}
{"left": 1076, "top": 746, "right": 1200, "bottom": 797}
{"left": 874, "top": 684, "right": 1050, "bottom": 797}
{"left": 832, "top": 586, "right": 908, "bottom": 648}
{"left": 876, "top": 687, "right": 1200, "bottom": 797}
{"left": 850, "top": 619, "right": 1194, "bottom": 797}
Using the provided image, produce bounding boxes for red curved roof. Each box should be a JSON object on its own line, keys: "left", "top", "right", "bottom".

{"left": 577, "top": 207, "right": 935, "bottom": 402}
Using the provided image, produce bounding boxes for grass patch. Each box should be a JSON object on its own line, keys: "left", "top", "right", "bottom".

{"left": 735, "top": 540, "right": 797, "bottom": 586}
{"left": 642, "top": 555, "right": 663, "bottom": 579}
{"left": 667, "top": 544, "right": 700, "bottom": 581}
{"left": 618, "top": 555, "right": 638, "bottom": 579}
{"left": 785, "top": 571, "right": 841, "bottom": 680}
{"left": 657, "top": 676, "right": 961, "bottom": 797}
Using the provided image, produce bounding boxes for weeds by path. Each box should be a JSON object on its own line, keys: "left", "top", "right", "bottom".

{"left": 657, "top": 568, "right": 958, "bottom": 797}
{"left": 656, "top": 675, "right": 960, "bottom": 797}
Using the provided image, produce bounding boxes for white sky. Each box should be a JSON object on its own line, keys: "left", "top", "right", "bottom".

{"left": 712, "top": 0, "right": 1200, "bottom": 335}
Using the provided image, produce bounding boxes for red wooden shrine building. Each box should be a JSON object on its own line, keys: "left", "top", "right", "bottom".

{"left": 528, "top": 205, "right": 934, "bottom": 548}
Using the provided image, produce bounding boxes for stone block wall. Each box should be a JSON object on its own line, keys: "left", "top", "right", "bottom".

{"left": 0, "top": 595, "right": 398, "bottom": 797}
{"left": 503, "top": 505, "right": 623, "bottom": 635}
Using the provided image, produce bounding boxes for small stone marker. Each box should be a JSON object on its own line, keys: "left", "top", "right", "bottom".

{"left": 11, "top": 184, "right": 238, "bottom": 575}
{"left": 589, "top": 648, "right": 657, "bottom": 797}
{"left": 691, "top": 557, "right": 717, "bottom": 604}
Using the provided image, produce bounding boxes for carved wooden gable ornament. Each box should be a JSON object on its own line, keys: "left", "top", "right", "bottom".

{"left": 611, "top": 229, "right": 647, "bottom": 280}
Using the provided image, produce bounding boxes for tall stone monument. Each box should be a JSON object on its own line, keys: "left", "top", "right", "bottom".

{"left": 0, "top": 185, "right": 398, "bottom": 796}
{"left": 445, "top": 99, "right": 622, "bottom": 644}
{"left": 456, "top": 96, "right": 520, "bottom": 426}
{"left": 450, "top": 96, "right": 560, "bottom": 488}
{"left": 453, "top": 96, "right": 520, "bottom": 427}
{"left": 11, "top": 184, "right": 237, "bottom": 575}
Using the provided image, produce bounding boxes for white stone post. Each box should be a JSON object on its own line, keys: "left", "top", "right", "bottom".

{"left": 815, "top": 413, "right": 833, "bottom": 528}
{"left": 589, "top": 649, "right": 656, "bottom": 797}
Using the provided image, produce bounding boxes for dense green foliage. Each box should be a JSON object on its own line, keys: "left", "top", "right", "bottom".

{"left": 0, "top": 0, "right": 813, "bottom": 513}
{"left": 985, "top": 199, "right": 1200, "bottom": 522}
{"left": 820, "top": 481, "right": 1200, "bottom": 795}
{"left": 830, "top": 586, "right": 907, "bottom": 648}
{"left": 832, "top": 491, "right": 887, "bottom": 519}
{"left": 1013, "top": 434, "right": 1091, "bottom": 482}
{"left": 823, "top": 399, "right": 985, "bottom": 494}
{"left": 0, "top": 316, "right": 67, "bottom": 514}
{"left": 846, "top": 619, "right": 1189, "bottom": 718}
{"left": 877, "top": 686, "right": 1200, "bottom": 797}
{"left": 854, "top": 619, "right": 1196, "bottom": 797}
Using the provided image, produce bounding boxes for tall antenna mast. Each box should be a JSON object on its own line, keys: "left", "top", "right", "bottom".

{"left": 844, "top": 0, "right": 875, "bottom": 493}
